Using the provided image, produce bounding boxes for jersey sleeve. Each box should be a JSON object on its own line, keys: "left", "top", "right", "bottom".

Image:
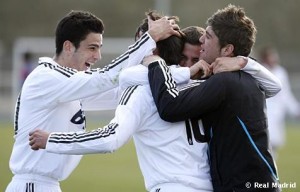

{"left": 241, "top": 57, "right": 282, "bottom": 98}
{"left": 119, "top": 65, "right": 149, "bottom": 90}
{"left": 119, "top": 64, "right": 190, "bottom": 90}
{"left": 127, "top": 32, "right": 156, "bottom": 68}
{"left": 148, "top": 60, "right": 225, "bottom": 122}
{"left": 40, "top": 33, "right": 156, "bottom": 105}
{"left": 45, "top": 85, "right": 145, "bottom": 154}
{"left": 170, "top": 65, "right": 191, "bottom": 85}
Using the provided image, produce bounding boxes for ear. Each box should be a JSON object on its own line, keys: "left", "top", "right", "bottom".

{"left": 221, "top": 44, "right": 234, "bottom": 57}
{"left": 63, "top": 40, "right": 75, "bottom": 54}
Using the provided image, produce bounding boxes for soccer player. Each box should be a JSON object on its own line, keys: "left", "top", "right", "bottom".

{"left": 5, "top": 10, "right": 180, "bottom": 192}
{"left": 29, "top": 11, "right": 281, "bottom": 192}
{"left": 146, "top": 5, "right": 281, "bottom": 191}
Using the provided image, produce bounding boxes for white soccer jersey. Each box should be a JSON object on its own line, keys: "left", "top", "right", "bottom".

{"left": 9, "top": 32, "right": 156, "bottom": 182}
{"left": 44, "top": 57, "right": 281, "bottom": 191}
{"left": 46, "top": 84, "right": 213, "bottom": 191}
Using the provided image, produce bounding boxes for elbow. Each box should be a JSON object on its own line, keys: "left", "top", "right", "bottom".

{"left": 277, "top": 81, "right": 282, "bottom": 93}
{"left": 265, "top": 79, "right": 282, "bottom": 98}
{"left": 271, "top": 81, "right": 282, "bottom": 97}
{"left": 107, "top": 142, "right": 122, "bottom": 153}
{"left": 157, "top": 108, "right": 178, "bottom": 123}
{"left": 274, "top": 77, "right": 283, "bottom": 94}
{"left": 275, "top": 85, "right": 282, "bottom": 96}
{"left": 265, "top": 86, "right": 282, "bottom": 98}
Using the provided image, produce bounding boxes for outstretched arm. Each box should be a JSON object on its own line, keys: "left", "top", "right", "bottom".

{"left": 41, "top": 16, "right": 180, "bottom": 105}
{"left": 29, "top": 86, "right": 145, "bottom": 154}
{"left": 119, "top": 64, "right": 191, "bottom": 90}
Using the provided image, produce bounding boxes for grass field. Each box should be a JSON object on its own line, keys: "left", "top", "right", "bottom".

{"left": 0, "top": 121, "right": 299, "bottom": 192}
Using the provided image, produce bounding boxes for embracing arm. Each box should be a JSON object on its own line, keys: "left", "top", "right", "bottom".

{"left": 212, "top": 56, "right": 282, "bottom": 98}
{"left": 148, "top": 59, "right": 224, "bottom": 122}
{"left": 240, "top": 57, "right": 282, "bottom": 98}
{"left": 30, "top": 86, "right": 145, "bottom": 154}
{"left": 39, "top": 32, "right": 156, "bottom": 105}
{"left": 119, "top": 64, "right": 190, "bottom": 89}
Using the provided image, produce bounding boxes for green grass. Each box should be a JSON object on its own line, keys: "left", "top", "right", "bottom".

{"left": 275, "top": 123, "right": 300, "bottom": 191}
{"left": 1, "top": 121, "right": 300, "bottom": 191}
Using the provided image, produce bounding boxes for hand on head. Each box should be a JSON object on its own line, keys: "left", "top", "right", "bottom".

{"left": 148, "top": 15, "right": 181, "bottom": 42}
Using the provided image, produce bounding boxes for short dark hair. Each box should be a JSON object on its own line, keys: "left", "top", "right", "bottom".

{"left": 55, "top": 10, "right": 104, "bottom": 55}
{"left": 182, "top": 26, "right": 205, "bottom": 45}
{"left": 135, "top": 11, "right": 184, "bottom": 65}
{"left": 207, "top": 4, "right": 257, "bottom": 56}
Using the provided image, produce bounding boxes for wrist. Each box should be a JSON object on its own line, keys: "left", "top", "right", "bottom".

{"left": 237, "top": 56, "right": 248, "bottom": 69}
{"left": 189, "top": 65, "right": 199, "bottom": 78}
{"left": 148, "top": 30, "right": 160, "bottom": 42}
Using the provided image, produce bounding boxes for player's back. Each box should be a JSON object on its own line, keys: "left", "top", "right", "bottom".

{"left": 132, "top": 85, "right": 212, "bottom": 191}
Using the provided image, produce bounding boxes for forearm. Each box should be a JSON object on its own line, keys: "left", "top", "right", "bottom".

{"left": 50, "top": 33, "right": 156, "bottom": 103}
{"left": 97, "top": 32, "right": 156, "bottom": 85}
{"left": 119, "top": 64, "right": 190, "bottom": 90}
{"left": 46, "top": 123, "right": 122, "bottom": 155}
{"left": 148, "top": 60, "right": 201, "bottom": 122}
{"left": 127, "top": 32, "right": 156, "bottom": 68}
{"left": 46, "top": 99, "right": 141, "bottom": 155}
{"left": 241, "top": 57, "right": 282, "bottom": 98}
{"left": 148, "top": 60, "right": 224, "bottom": 122}
{"left": 170, "top": 66, "right": 190, "bottom": 84}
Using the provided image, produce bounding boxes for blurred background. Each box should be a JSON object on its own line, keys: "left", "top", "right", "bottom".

{"left": 0, "top": 0, "right": 299, "bottom": 191}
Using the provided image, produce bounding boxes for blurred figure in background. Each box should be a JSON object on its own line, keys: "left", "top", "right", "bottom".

{"left": 259, "top": 46, "right": 300, "bottom": 159}
{"left": 20, "top": 52, "right": 35, "bottom": 88}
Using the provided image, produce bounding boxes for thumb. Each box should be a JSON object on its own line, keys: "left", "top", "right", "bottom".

{"left": 210, "top": 61, "right": 216, "bottom": 69}
{"left": 210, "top": 62, "right": 218, "bottom": 74}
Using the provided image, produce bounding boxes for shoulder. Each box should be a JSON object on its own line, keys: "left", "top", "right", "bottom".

{"left": 213, "top": 71, "right": 251, "bottom": 79}
{"left": 208, "top": 71, "right": 255, "bottom": 87}
{"left": 38, "top": 57, "right": 78, "bottom": 79}
{"left": 119, "top": 85, "right": 144, "bottom": 106}
{"left": 206, "top": 71, "right": 234, "bottom": 84}
{"left": 23, "top": 63, "right": 68, "bottom": 95}
{"left": 118, "top": 85, "right": 152, "bottom": 114}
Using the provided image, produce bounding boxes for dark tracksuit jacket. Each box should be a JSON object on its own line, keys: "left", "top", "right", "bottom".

{"left": 148, "top": 60, "right": 281, "bottom": 192}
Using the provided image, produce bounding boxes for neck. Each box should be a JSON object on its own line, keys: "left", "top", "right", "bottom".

{"left": 54, "top": 54, "right": 69, "bottom": 68}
